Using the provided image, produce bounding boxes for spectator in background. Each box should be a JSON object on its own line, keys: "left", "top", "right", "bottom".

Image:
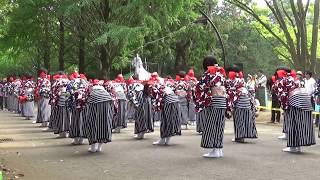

{"left": 304, "top": 71, "right": 316, "bottom": 107}
{"left": 268, "top": 75, "right": 280, "bottom": 123}
{"left": 296, "top": 71, "right": 305, "bottom": 87}
{"left": 0, "top": 80, "right": 3, "bottom": 110}
{"left": 314, "top": 78, "right": 320, "bottom": 127}
{"left": 246, "top": 74, "right": 256, "bottom": 97}
{"left": 304, "top": 71, "right": 317, "bottom": 125}
{"left": 256, "top": 70, "right": 267, "bottom": 110}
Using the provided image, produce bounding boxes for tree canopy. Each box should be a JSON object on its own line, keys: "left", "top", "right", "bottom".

{"left": 0, "top": 0, "right": 319, "bottom": 79}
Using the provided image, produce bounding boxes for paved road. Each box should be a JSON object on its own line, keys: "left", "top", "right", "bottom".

{"left": 0, "top": 110, "right": 319, "bottom": 180}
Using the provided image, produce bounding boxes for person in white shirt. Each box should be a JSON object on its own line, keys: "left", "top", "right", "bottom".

{"left": 256, "top": 70, "right": 267, "bottom": 109}
{"left": 304, "top": 71, "right": 318, "bottom": 126}
{"left": 304, "top": 71, "right": 316, "bottom": 107}
{"left": 296, "top": 71, "right": 305, "bottom": 87}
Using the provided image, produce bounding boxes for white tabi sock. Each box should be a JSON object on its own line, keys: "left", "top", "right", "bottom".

{"left": 97, "top": 143, "right": 103, "bottom": 152}
{"left": 153, "top": 138, "right": 166, "bottom": 145}
{"left": 88, "top": 143, "right": 98, "bottom": 152}
{"left": 165, "top": 137, "right": 171, "bottom": 145}
{"left": 78, "top": 138, "right": 84, "bottom": 145}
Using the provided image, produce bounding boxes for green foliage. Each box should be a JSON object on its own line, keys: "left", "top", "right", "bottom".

{"left": 1, "top": 0, "right": 314, "bottom": 79}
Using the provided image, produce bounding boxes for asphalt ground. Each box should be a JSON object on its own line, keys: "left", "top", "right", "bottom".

{"left": 0, "top": 110, "right": 320, "bottom": 180}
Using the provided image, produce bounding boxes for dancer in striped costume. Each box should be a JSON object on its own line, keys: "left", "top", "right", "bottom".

{"left": 105, "top": 74, "right": 127, "bottom": 133}
{"left": 3, "top": 79, "right": 9, "bottom": 110}
{"left": 150, "top": 74, "right": 182, "bottom": 145}
{"left": 195, "top": 56, "right": 226, "bottom": 158}
{"left": 6, "top": 76, "right": 14, "bottom": 112}
{"left": 67, "top": 72, "right": 89, "bottom": 145}
{"left": 34, "top": 69, "right": 51, "bottom": 127}
{"left": 175, "top": 71, "right": 192, "bottom": 129}
{"left": 12, "top": 78, "right": 21, "bottom": 114}
{"left": 20, "top": 75, "right": 35, "bottom": 120}
{"left": 126, "top": 77, "right": 136, "bottom": 122}
{"left": 0, "top": 80, "right": 5, "bottom": 110}
{"left": 84, "top": 80, "right": 114, "bottom": 152}
{"left": 186, "top": 69, "right": 197, "bottom": 125}
{"left": 151, "top": 73, "right": 163, "bottom": 127}
{"left": 272, "top": 68, "right": 294, "bottom": 140}
{"left": 274, "top": 68, "right": 316, "bottom": 152}
{"left": 128, "top": 79, "right": 154, "bottom": 139}
{"left": 225, "top": 67, "right": 257, "bottom": 143}
{"left": 50, "top": 72, "right": 70, "bottom": 138}
{"left": 19, "top": 76, "right": 26, "bottom": 117}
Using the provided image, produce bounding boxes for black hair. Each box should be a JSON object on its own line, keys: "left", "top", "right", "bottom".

{"left": 226, "top": 66, "right": 240, "bottom": 73}
{"left": 166, "top": 75, "right": 173, "bottom": 79}
{"left": 275, "top": 66, "right": 291, "bottom": 73}
{"left": 202, "top": 56, "right": 218, "bottom": 70}
{"left": 38, "top": 68, "right": 48, "bottom": 75}
{"left": 132, "top": 75, "right": 138, "bottom": 80}
{"left": 305, "top": 71, "right": 312, "bottom": 77}
{"left": 57, "top": 71, "right": 65, "bottom": 75}
{"left": 178, "top": 71, "right": 186, "bottom": 78}
{"left": 143, "top": 84, "right": 150, "bottom": 97}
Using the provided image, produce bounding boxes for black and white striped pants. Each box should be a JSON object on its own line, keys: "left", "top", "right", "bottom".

{"left": 84, "top": 102, "right": 113, "bottom": 145}
{"left": 201, "top": 107, "right": 226, "bottom": 149}
{"left": 160, "top": 102, "right": 182, "bottom": 138}
{"left": 282, "top": 110, "right": 288, "bottom": 133}
{"left": 134, "top": 105, "right": 154, "bottom": 134}
{"left": 36, "top": 101, "right": 42, "bottom": 123}
{"left": 286, "top": 106, "right": 316, "bottom": 147}
{"left": 179, "top": 98, "right": 189, "bottom": 125}
{"left": 196, "top": 110, "right": 205, "bottom": 133}
{"left": 233, "top": 108, "right": 258, "bottom": 139}
{"left": 48, "top": 106, "right": 57, "bottom": 129}
{"left": 112, "top": 99, "right": 127, "bottom": 129}
{"left": 69, "top": 108, "right": 87, "bottom": 138}
{"left": 53, "top": 106, "right": 70, "bottom": 134}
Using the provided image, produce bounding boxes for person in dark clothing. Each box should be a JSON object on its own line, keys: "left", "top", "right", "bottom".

{"left": 314, "top": 78, "right": 320, "bottom": 127}
{"left": 268, "top": 75, "right": 281, "bottom": 123}
{"left": 0, "top": 81, "right": 4, "bottom": 110}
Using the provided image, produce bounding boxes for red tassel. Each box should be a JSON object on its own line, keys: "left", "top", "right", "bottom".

{"left": 127, "top": 77, "right": 134, "bottom": 84}
{"left": 53, "top": 74, "right": 60, "bottom": 80}
{"left": 272, "top": 75, "right": 276, "bottom": 83}
{"left": 187, "top": 69, "right": 195, "bottom": 77}
{"left": 207, "top": 66, "right": 217, "bottom": 74}
{"left": 290, "top": 70, "right": 297, "bottom": 78}
{"left": 79, "top": 74, "right": 87, "bottom": 80}
{"left": 239, "top": 71, "right": 244, "bottom": 78}
{"left": 93, "top": 79, "right": 100, "bottom": 85}
{"left": 276, "top": 70, "right": 287, "bottom": 78}
{"left": 228, "top": 71, "right": 236, "bottom": 80}
{"left": 184, "top": 75, "right": 190, "bottom": 81}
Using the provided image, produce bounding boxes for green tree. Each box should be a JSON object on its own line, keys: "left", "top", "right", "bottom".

{"left": 226, "top": 0, "right": 320, "bottom": 73}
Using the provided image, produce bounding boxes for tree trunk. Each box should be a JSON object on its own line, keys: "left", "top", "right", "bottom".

{"left": 79, "top": 34, "right": 85, "bottom": 73}
{"left": 58, "top": 16, "right": 65, "bottom": 71}
{"left": 297, "top": 0, "right": 308, "bottom": 70}
{"left": 99, "top": 0, "right": 111, "bottom": 79}
{"left": 99, "top": 46, "right": 109, "bottom": 79}
{"left": 36, "top": 47, "right": 42, "bottom": 73}
{"left": 78, "top": 8, "right": 85, "bottom": 73}
{"left": 310, "top": 0, "right": 319, "bottom": 74}
{"left": 175, "top": 41, "right": 190, "bottom": 72}
{"left": 43, "top": 19, "right": 50, "bottom": 72}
